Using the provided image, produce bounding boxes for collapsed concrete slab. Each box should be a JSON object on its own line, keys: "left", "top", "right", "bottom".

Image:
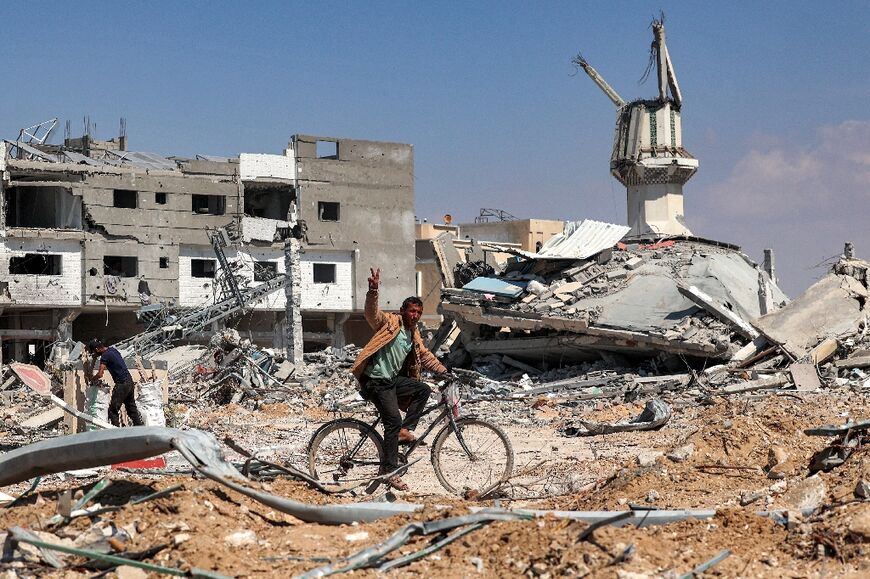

{"left": 439, "top": 227, "right": 787, "bottom": 366}
{"left": 754, "top": 258, "right": 870, "bottom": 358}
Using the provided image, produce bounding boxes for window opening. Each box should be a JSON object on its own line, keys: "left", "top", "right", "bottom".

{"left": 113, "top": 189, "right": 138, "bottom": 208}
{"left": 191, "top": 259, "right": 217, "bottom": 278}
{"left": 9, "top": 254, "right": 62, "bottom": 275}
{"left": 316, "top": 140, "right": 337, "bottom": 159}
{"left": 103, "top": 256, "right": 138, "bottom": 277}
{"left": 191, "top": 194, "right": 226, "bottom": 215}
{"left": 159, "top": 257, "right": 169, "bottom": 269}
{"left": 313, "top": 263, "right": 336, "bottom": 284}
{"left": 318, "top": 201, "right": 340, "bottom": 222}
{"left": 155, "top": 192, "right": 167, "bottom": 205}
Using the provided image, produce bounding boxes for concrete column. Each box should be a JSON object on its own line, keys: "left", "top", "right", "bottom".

{"left": 845, "top": 242, "right": 855, "bottom": 259}
{"left": 332, "top": 312, "right": 351, "bottom": 350}
{"left": 284, "top": 238, "right": 304, "bottom": 367}
{"left": 763, "top": 249, "right": 776, "bottom": 284}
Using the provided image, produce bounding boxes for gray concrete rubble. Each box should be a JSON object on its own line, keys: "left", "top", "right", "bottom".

{"left": 438, "top": 226, "right": 788, "bottom": 366}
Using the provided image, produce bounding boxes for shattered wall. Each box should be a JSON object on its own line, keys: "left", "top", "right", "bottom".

{"left": 292, "top": 135, "right": 415, "bottom": 312}
{"left": 0, "top": 238, "right": 82, "bottom": 305}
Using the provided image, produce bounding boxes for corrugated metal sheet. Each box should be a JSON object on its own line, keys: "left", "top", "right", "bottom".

{"left": 482, "top": 220, "right": 630, "bottom": 261}
{"left": 538, "top": 220, "right": 631, "bottom": 259}
{"left": 106, "top": 150, "right": 178, "bottom": 171}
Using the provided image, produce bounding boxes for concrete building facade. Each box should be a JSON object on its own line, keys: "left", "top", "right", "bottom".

{"left": 0, "top": 131, "right": 415, "bottom": 364}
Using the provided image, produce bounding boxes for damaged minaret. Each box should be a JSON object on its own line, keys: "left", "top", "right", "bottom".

{"left": 575, "top": 18, "right": 697, "bottom": 237}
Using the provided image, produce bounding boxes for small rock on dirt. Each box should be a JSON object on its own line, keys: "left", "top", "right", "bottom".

{"left": 116, "top": 566, "right": 148, "bottom": 579}
{"left": 637, "top": 451, "right": 663, "bottom": 467}
{"left": 782, "top": 474, "right": 826, "bottom": 512}
{"left": 667, "top": 443, "right": 694, "bottom": 463}
{"left": 224, "top": 529, "right": 257, "bottom": 547}
{"left": 345, "top": 531, "right": 369, "bottom": 542}
{"left": 848, "top": 505, "right": 870, "bottom": 537}
{"left": 855, "top": 479, "right": 870, "bottom": 499}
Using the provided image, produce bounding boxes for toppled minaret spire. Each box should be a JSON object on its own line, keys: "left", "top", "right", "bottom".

{"left": 575, "top": 17, "right": 697, "bottom": 237}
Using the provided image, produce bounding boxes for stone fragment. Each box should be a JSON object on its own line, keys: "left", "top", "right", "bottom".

{"left": 645, "top": 489, "right": 659, "bottom": 503}
{"left": 173, "top": 533, "right": 190, "bottom": 546}
{"left": 782, "top": 474, "right": 826, "bottom": 512}
{"left": 667, "top": 443, "right": 694, "bottom": 463}
{"left": 637, "top": 451, "right": 662, "bottom": 467}
{"left": 116, "top": 566, "right": 148, "bottom": 579}
{"left": 855, "top": 479, "right": 870, "bottom": 499}
{"left": 224, "top": 529, "right": 257, "bottom": 547}
{"left": 344, "top": 531, "right": 369, "bottom": 542}
{"left": 848, "top": 505, "right": 870, "bottom": 537}
{"left": 624, "top": 256, "right": 645, "bottom": 270}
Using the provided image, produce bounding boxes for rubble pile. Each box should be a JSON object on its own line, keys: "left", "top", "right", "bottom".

{"left": 441, "top": 232, "right": 785, "bottom": 366}
{"left": 165, "top": 330, "right": 301, "bottom": 407}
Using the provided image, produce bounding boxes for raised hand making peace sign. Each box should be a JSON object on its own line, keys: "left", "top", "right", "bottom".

{"left": 368, "top": 267, "right": 380, "bottom": 291}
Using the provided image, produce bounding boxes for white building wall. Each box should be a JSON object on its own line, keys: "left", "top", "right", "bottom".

{"left": 0, "top": 238, "right": 82, "bottom": 305}
{"left": 239, "top": 153, "right": 295, "bottom": 181}
{"left": 300, "top": 250, "right": 353, "bottom": 311}
{"left": 179, "top": 245, "right": 353, "bottom": 312}
{"left": 178, "top": 245, "right": 221, "bottom": 307}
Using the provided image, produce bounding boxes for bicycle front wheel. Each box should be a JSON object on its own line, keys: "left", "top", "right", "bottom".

{"left": 307, "top": 419, "right": 385, "bottom": 486}
{"left": 431, "top": 417, "right": 514, "bottom": 497}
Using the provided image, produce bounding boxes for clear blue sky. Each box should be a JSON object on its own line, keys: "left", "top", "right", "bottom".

{"left": 2, "top": 2, "right": 868, "bottom": 295}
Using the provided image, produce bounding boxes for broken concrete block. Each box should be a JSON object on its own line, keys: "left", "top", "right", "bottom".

{"left": 272, "top": 360, "right": 296, "bottom": 382}
{"left": 539, "top": 290, "right": 555, "bottom": 301}
{"left": 782, "top": 474, "right": 826, "bottom": 512}
{"left": 224, "top": 529, "right": 257, "bottom": 547}
{"left": 848, "top": 505, "right": 870, "bottom": 537}
{"left": 554, "top": 281, "right": 584, "bottom": 295}
{"left": 526, "top": 280, "right": 546, "bottom": 296}
{"left": 606, "top": 270, "right": 627, "bottom": 281}
{"left": 116, "top": 566, "right": 149, "bottom": 579}
{"left": 636, "top": 451, "right": 662, "bottom": 467}
{"left": 666, "top": 443, "right": 694, "bottom": 463}
{"left": 532, "top": 302, "right": 552, "bottom": 313}
{"left": 521, "top": 294, "right": 537, "bottom": 304}
{"left": 625, "top": 256, "right": 645, "bottom": 270}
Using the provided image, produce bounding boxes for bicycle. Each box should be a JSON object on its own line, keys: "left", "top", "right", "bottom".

{"left": 306, "top": 372, "right": 514, "bottom": 497}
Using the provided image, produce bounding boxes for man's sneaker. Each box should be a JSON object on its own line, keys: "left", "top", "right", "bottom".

{"left": 386, "top": 475, "right": 409, "bottom": 491}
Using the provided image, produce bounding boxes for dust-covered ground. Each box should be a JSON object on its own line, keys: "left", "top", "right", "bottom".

{"left": 5, "top": 392, "right": 870, "bottom": 578}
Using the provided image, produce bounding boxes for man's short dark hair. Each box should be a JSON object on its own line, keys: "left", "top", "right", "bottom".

{"left": 401, "top": 296, "right": 423, "bottom": 310}
{"left": 87, "top": 338, "right": 104, "bottom": 353}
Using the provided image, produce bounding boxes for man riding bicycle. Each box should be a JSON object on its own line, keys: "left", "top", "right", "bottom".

{"left": 350, "top": 267, "right": 448, "bottom": 491}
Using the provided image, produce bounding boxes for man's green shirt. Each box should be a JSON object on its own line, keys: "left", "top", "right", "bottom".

{"left": 364, "top": 326, "right": 412, "bottom": 380}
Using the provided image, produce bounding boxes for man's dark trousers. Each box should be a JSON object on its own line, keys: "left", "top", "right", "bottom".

{"left": 108, "top": 380, "right": 145, "bottom": 427}
{"left": 362, "top": 376, "right": 431, "bottom": 473}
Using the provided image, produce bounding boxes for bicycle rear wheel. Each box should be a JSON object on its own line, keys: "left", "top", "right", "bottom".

{"left": 307, "top": 419, "right": 385, "bottom": 487}
{"left": 431, "top": 417, "right": 514, "bottom": 497}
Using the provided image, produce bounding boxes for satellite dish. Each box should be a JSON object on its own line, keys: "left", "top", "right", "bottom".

{"left": 443, "top": 214, "right": 453, "bottom": 224}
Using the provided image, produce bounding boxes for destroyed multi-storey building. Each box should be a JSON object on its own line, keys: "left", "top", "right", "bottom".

{"left": 0, "top": 129, "right": 415, "bottom": 364}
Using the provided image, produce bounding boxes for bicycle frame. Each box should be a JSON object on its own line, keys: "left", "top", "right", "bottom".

{"left": 363, "top": 385, "right": 477, "bottom": 462}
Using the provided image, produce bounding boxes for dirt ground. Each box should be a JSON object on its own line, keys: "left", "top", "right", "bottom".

{"left": 5, "top": 392, "right": 870, "bottom": 577}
